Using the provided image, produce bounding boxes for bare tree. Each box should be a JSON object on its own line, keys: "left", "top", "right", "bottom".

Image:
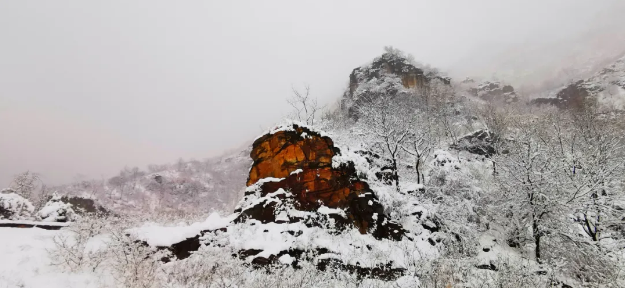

{"left": 288, "top": 85, "right": 324, "bottom": 126}
{"left": 401, "top": 114, "right": 433, "bottom": 184}
{"left": 10, "top": 171, "right": 41, "bottom": 201}
{"left": 357, "top": 96, "right": 411, "bottom": 191}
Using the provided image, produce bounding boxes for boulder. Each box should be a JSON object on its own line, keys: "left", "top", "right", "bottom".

{"left": 451, "top": 129, "right": 497, "bottom": 157}
{"left": 240, "top": 123, "right": 404, "bottom": 240}
{"left": 472, "top": 81, "right": 518, "bottom": 104}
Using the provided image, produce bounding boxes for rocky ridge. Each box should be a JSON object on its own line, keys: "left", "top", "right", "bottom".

{"left": 532, "top": 54, "right": 625, "bottom": 110}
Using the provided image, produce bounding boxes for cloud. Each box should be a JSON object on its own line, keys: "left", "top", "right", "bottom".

{"left": 1, "top": 0, "right": 623, "bottom": 185}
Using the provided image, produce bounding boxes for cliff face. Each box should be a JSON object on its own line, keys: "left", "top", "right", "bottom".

{"left": 343, "top": 50, "right": 451, "bottom": 118}
{"left": 347, "top": 52, "right": 449, "bottom": 97}
{"left": 239, "top": 123, "right": 404, "bottom": 240}
{"left": 470, "top": 81, "right": 518, "bottom": 104}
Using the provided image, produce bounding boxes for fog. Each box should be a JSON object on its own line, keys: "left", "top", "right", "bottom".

{"left": 1, "top": 0, "right": 624, "bottom": 187}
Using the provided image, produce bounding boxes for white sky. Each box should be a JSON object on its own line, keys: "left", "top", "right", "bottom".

{"left": 1, "top": 0, "right": 624, "bottom": 186}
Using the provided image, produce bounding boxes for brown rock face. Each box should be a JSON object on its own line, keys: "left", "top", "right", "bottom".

{"left": 246, "top": 127, "right": 336, "bottom": 187}
{"left": 241, "top": 124, "right": 404, "bottom": 240}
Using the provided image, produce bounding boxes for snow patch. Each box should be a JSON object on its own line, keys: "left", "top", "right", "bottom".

{"left": 130, "top": 212, "right": 236, "bottom": 247}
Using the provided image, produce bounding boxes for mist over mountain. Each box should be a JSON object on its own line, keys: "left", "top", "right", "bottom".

{"left": 2, "top": 1, "right": 625, "bottom": 287}
{"left": 2, "top": 0, "right": 625, "bottom": 188}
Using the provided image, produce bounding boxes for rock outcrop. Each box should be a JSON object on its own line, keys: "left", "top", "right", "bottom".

{"left": 451, "top": 129, "right": 498, "bottom": 157}
{"left": 238, "top": 123, "right": 404, "bottom": 240}
{"left": 470, "top": 81, "right": 518, "bottom": 104}
{"left": 530, "top": 80, "right": 590, "bottom": 110}
{"left": 342, "top": 49, "right": 451, "bottom": 118}
{"left": 148, "top": 123, "right": 442, "bottom": 281}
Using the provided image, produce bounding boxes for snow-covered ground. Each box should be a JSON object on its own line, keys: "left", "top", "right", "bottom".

{"left": 0, "top": 227, "right": 104, "bottom": 288}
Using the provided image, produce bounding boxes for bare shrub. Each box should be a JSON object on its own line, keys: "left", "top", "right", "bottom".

{"left": 106, "top": 219, "right": 164, "bottom": 288}
{"left": 48, "top": 216, "right": 108, "bottom": 272}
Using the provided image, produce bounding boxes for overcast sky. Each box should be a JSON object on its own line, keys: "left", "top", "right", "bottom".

{"left": 1, "top": 0, "right": 624, "bottom": 187}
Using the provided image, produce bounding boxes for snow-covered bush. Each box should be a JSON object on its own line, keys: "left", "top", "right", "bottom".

{"left": 37, "top": 193, "right": 78, "bottom": 222}
{"left": 49, "top": 216, "right": 109, "bottom": 272}
{"left": 0, "top": 192, "right": 34, "bottom": 220}
{"left": 107, "top": 220, "right": 165, "bottom": 288}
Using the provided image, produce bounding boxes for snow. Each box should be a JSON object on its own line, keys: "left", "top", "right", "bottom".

{"left": 331, "top": 145, "right": 379, "bottom": 180}
{"left": 394, "top": 276, "right": 421, "bottom": 287}
{"left": 244, "top": 177, "right": 285, "bottom": 194}
{"left": 278, "top": 254, "right": 294, "bottom": 265}
{"left": 401, "top": 183, "right": 424, "bottom": 193}
{"left": 0, "top": 227, "right": 104, "bottom": 288}
{"left": 130, "top": 212, "right": 237, "bottom": 247}
{"left": 37, "top": 199, "right": 77, "bottom": 222}
{"left": 253, "top": 120, "right": 331, "bottom": 142}
{"left": 290, "top": 169, "right": 303, "bottom": 175}
{"left": 431, "top": 149, "right": 460, "bottom": 171}
{"left": 0, "top": 193, "right": 34, "bottom": 220}
{"left": 317, "top": 205, "right": 347, "bottom": 218}
{"left": 206, "top": 216, "right": 438, "bottom": 269}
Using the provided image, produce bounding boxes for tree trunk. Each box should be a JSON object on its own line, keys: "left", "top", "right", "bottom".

{"left": 392, "top": 157, "right": 400, "bottom": 192}
{"left": 533, "top": 216, "right": 541, "bottom": 262}
{"left": 415, "top": 158, "right": 421, "bottom": 184}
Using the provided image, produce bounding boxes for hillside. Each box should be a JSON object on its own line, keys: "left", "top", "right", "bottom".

{"left": 531, "top": 54, "right": 625, "bottom": 110}
{"left": 2, "top": 49, "right": 625, "bottom": 288}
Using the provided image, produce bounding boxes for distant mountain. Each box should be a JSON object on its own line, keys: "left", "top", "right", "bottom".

{"left": 531, "top": 54, "right": 625, "bottom": 110}
{"left": 50, "top": 146, "right": 251, "bottom": 215}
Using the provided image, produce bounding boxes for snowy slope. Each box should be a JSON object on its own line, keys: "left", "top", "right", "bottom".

{"left": 48, "top": 146, "right": 252, "bottom": 216}
{"left": 582, "top": 54, "right": 625, "bottom": 109}
{"left": 0, "top": 227, "right": 104, "bottom": 288}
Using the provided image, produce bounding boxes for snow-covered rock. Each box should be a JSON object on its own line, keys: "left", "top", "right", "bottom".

{"left": 36, "top": 193, "right": 78, "bottom": 222}
{"left": 0, "top": 193, "right": 34, "bottom": 220}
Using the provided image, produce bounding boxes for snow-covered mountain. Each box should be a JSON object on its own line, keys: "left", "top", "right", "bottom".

{"left": 46, "top": 146, "right": 252, "bottom": 216}
{"left": 531, "top": 54, "right": 625, "bottom": 110}
{"left": 3, "top": 48, "right": 625, "bottom": 288}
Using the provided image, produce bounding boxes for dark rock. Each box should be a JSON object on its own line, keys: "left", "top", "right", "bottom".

{"left": 476, "top": 263, "right": 498, "bottom": 271}
{"left": 317, "top": 258, "right": 405, "bottom": 281}
{"left": 531, "top": 80, "right": 592, "bottom": 110}
{"left": 451, "top": 129, "right": 497, "bottom": 157}
{"left": 154, "top": 174, "right": 163, "bottom": 184}
{"left": 166, "top": 235, "right": 201, "bottom": 260}
{"left": 0, "top": 222, "right": 65, "bottom": 230}
{"left": 58, "top": 196, "right": 109, "bottom": 216}
{"left": 473, "top": 81, "right": 518, "bottom": 103}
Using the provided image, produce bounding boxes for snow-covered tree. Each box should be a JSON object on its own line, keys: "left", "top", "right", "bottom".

{"left": 494, "top": 115, "right": 560, "bottom": 261}
{"left": 357, "top": 96, "right": 411, "bottom": 190}
{"left": 37, "top": 193, "right": 78, "bottom": 222}
{"left": 401, "top": 111, "right": 434, "bottom": 184}
{"left": 0, "top": 192, "right": 34, "bottom": 220}
{"left": 9, "top": 171, "right": 40, "bottom": 201}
